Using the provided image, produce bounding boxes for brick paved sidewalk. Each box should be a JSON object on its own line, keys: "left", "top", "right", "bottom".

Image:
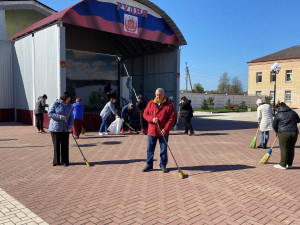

{"left": 0, "top": 115, "right": 299, "bottom": 225}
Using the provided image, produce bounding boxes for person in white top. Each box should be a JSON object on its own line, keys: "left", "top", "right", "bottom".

{"left": 256, "top": 99, "right": 273, "bottom": 148}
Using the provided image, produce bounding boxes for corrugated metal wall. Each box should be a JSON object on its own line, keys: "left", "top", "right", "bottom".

{"left": 124, "top": 48, "right": 180, "bottom": 110}
{"left": 14, "top": 35, "right": 34, "bottom": 110}
{"left": 0, "top": 40, "right": 13, "bottom": 108}
{"left": 14, "top": 24, "right": 63, "bottom": 112}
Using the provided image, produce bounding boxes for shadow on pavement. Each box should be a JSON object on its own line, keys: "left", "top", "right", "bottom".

{"left": 0, "top": 139, "right": 18, "bottom": 141}
{"left": 176, "top": 118, "right": 258, "bottom": 132}
{"left": 171, "top": 164, "right": 256, "bottom": 172}
{"left": 70, "top": 159, "right": 146, "bottom": 166}
{"left": 101, "top": 141, "right": 122, "bottom": 145}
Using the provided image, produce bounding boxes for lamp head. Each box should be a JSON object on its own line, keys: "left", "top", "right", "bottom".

{"left": 271, "top": 62, "right": 281, "bottom": 71}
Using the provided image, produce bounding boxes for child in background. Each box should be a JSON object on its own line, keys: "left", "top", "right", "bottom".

{"left": 73, "top": 98, "right": 84, "bottom": 139}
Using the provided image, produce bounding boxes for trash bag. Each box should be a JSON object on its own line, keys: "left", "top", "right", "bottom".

{"left": 107, "top": 118, "right": 123, "bottom": 134}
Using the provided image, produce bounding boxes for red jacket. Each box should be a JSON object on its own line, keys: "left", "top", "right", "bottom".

{"left": 143, "top": 97, "right": 175, "bottom": 137}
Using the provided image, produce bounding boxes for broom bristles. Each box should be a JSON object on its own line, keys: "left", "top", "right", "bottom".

{"left": 259, "top": 149, "right": 272, "bottom": 164}
{"left": 248, "top": 137, "right": 257, "bottom": 148}
{"left": 178, "top": 170, "right": 184, "bottom": 179}
{"left": 85, "top": 161, "right": 91, "bottom": 167}
{"left": 259, "top": 153, "right": 271, "bottom": 164}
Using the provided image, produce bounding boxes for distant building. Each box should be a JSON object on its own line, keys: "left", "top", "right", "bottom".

{"left": 248, "top": 46, "right": 300, "bottom": 108}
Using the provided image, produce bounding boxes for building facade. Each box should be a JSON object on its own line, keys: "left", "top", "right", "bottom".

{"left": 248, "top": 46, "right": 300, "bottom": 108}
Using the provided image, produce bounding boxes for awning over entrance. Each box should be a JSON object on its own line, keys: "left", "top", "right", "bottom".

{"left": 11, "top": 0, "right": 186, "bottom": 46}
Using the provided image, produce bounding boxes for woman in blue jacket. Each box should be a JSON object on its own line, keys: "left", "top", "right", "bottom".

{"left": 48, "top": 92, "right": 74, "bottom": 167}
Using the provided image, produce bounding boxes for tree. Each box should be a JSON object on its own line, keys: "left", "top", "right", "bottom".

{"left": 217, "top": 72, "right": 231, "bottom": 94}
{"left": 193, "top": 83, "right": 204, "bottom": 93}
{"left": 230, "top": 77, "right": 243, "bottom": 94}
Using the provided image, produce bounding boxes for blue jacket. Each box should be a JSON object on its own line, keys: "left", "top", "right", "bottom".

{"left": 48, "top": 99, "right": 74, "bottom": 132}
{"left": 100, "top": 101, "right": 118, "bottom": 120}
{"left": 121, "top": 105, "right": 133, "bottom": 120}
{"left": 73, "top": 102, "right": 84, "bottom": 120}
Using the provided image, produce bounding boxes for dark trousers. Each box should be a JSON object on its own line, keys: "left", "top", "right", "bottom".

{"left": 35, "top": 113, "right": 44, "bottom": 131}
{"left": 73, "top": 119, "right": 83, "bottom": 137}
{"left": 278, "top": 132, "right": 298, "bottom": 167}
{"left": 183, "top": 116, "right": 193, "bottom": 133}
{"left": 146, "top": 135, "right": 168, "bottom": 168}
{"left": 139, "top": 112, "right": 147, "bottom": 129}
{"left": 51, "top": 132, "right": 70, "bottom": 165}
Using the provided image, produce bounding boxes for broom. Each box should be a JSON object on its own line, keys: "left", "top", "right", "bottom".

{"left": 157, "top": 123, "right": 185, "bottom": 179}
{"left": 122, "top": 120, "right": 139, "bottom": 134}
{"left": 248, "top": 125, "right": 259, "bottom": 148}
{"left": 72, "top": 133, "right": 91, "bottom": 167}
{"left": 81, "top": 127, "right": 86, "bottom": 135}
{"left": 259, "top": 137, "right": 278, "bottom": 164}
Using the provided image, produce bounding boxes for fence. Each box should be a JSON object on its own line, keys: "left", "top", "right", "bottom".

{"left": 179, "top": 93, "right": 264, "bottom": 109}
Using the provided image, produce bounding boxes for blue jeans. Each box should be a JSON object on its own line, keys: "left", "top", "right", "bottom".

{"left": 99, "top": 117, "right": 110, "bottom": 133}
{"left": 146, "top": 134, "right": 168, "bottom": 168}
{"left": 260, "top": 131, "right": 269, "bottom": 146}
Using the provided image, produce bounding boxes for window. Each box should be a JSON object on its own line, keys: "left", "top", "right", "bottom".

{"left": 256, "top": 72, "right": 262, "bottom": 83}
{"left": 256, "top": 91, "right": 261, "bottom": 96}
{"left": 270, "top": 71, "right": 276, "bottom": 82}
{"left": 285, "top": 91, "right": 291, "bottom": 102}
{"left": 270, "top": 91, "right": 274, "bottom": 101}
{"left": 286, "top": 70, "right": 292, "bottom": 82}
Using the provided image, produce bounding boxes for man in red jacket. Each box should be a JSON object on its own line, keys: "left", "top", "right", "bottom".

{"left": 143, "top": 88, "right": 175, "bottom": 173}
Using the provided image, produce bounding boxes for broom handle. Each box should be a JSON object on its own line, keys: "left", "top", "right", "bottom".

{"left": 255, "top": 124, "right": 260, "bottom": 137}
{"left": 157, "top": 123, "right": 180, "bottom": 168}
{"left": 72, "top": 133, "right": 87, "bottom": 161}
{"left": 270, "top": 136, "right": 278, "bottom": 149}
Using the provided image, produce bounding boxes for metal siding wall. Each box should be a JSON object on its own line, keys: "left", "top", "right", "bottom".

{"left": 14, "top": 35, "right": 34, "bottom": 110}
{"left": 0, "top": 40, "right": 13, "bottom": 108}
{"left": 34, "top": 24, "right": 61, "bottom": 106}
{"left": 144, "top": 50, "right": 177, "bottom": 100}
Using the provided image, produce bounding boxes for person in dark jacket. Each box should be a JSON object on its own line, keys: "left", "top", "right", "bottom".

{"left": 48, "top": 92, "right": 74, "bottom": 167}
{"left": 136, "top": 94, "right": 148, "bottom": 135}
{"left": 72, "top": 98, "right": 84, "bottom": 139}
{"left": 273, "top": 102, "right": 300, "bottom": 169}
{"left": 143, "top": 88, "right": 175, "bottom": 173}
{"left": 179, "top": 96, "right": 194, "bottom": 136}
{"left": 34, "top": 94, "right": 48, "bottom": 133}
{"left": 121, "top": 103, "right": 134, "bottom": 133}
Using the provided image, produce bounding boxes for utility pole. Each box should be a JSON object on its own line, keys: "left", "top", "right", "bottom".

{"left": 185, "top": 62, "right": 193, "bottom": 92}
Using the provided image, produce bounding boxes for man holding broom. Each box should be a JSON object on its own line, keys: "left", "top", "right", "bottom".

{"left": 142, "top": 88, "right": 175, "bottom": 173}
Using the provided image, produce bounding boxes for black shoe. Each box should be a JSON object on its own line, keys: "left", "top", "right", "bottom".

{"left": 62, "top": 163, "right": 69, "bottom": 167}
{"left": 257, "top": 144, "right": 263, "bottom": 148}
{"left": 189, "top": 131, "right": 194, "bottom": 136}
{"left": 161, "top": 167, "right": 168, "bottom": 173}
{"left": 182, "top": 132, "right": 188, "bottom": 135}
{"left": 263, "top": 144, "right": 267, "bottom": 149}
{"left": 142, "top": 166, "right": 153, "bottom": 172}
{"left": 53, "top": 163, "right": 61, "bottom": 166}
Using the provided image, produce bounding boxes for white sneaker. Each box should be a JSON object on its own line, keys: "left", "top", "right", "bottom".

{"left": 104, "top": 132, "right": 109, "bottom": 135}
{"left": 99, "top": 132, "right": 103, "bottom": 136}
{"left": 286, "top": 165, "right": 292, "bottom": 169}
{"left": 274, "top": 164, "right": 286, "bottom": 170}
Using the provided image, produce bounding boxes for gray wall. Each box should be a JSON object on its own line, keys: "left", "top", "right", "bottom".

{"left": 180, "top": 93, "right": 264, "bottom": 109}
{"left": 0, "top": 40, "right": 13, "bottom": 108}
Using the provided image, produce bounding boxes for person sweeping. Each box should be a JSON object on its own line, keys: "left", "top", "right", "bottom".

{"left": 142, "top": 88, "right": 175, "bottom": 173}
{"left": 120, "top": 103, "right": 134, "bottom": 133}
{"left": 273, "top": 102, "right": 300, "bottom": 170}
{"left": 256, "top": 99, "right": 273, "bottom": 148}
{"left": 72, "top": 98, "right": 84, "bottom": 139}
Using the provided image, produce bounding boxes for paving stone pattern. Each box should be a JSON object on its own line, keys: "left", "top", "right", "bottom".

{"left": 0, "top": 112, "right": 299, "bottom": 224}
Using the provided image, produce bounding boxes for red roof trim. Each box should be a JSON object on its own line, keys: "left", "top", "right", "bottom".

{"left": 10, "top": 1, "right": 83, "bottom": 40}
{"left": 248, "top": 56, "right": 300, "bottom": 64}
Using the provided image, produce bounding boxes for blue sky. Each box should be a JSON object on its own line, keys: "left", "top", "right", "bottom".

{"left": 41, "top": 0, "right": 300, "bottom": 91}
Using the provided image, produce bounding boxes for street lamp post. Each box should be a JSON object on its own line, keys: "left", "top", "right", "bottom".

{"left": 271, "top": 62, "right": 281, "bottom": 116}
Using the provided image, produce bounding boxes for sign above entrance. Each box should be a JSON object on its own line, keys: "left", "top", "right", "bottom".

{"left": 61, "top": 0, "right": 180, "bottom": 46}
